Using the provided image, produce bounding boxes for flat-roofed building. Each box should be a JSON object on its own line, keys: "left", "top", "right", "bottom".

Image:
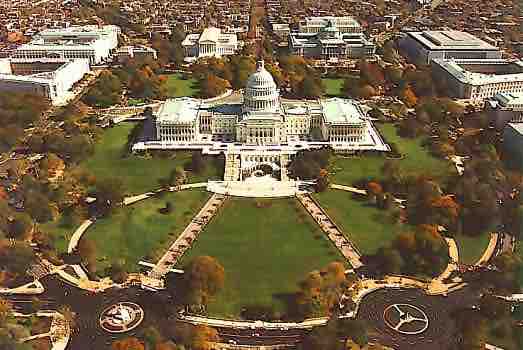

{"left": 0, "top": 57, "right": 90, "bottom": 105}
{"left": 487, "top": 92, "right": 523, "bottom": 129}
{"left": 289, "top": 20, "right": 375, "bottom": 60}
{"left": 431, "top": 59, "right": 523, "bottom": 100}
{"left": 503, "top": 123, "right": 523, "bottom": 170}
{"left": 11, "top": 25, "right": 120, "bottom": 65}
{"left": 182, "top": 27, "right": 241, "bottom": 62}
{"left": 400, "top": 30, "right": 502, "bottom": 64}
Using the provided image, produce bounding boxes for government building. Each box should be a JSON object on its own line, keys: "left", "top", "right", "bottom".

{"left": 134, "top": 61, "right": 388, "bottom": 189}
{"left": 141, "top": 61, "right": 387, "bottom": 151}
{"left": 182, "top": 27, "right": 241, "bottom": 62}
{"left": 289, "top": 17, "right": 375, "bottom": 60}
{"left": 0, "top": 57, "right": 90, "bottom": 105}
{"left": 11, "top": 25, "right": 120, "bottom": 65}
{"left": 400, "top": 30, "right": 502, "bottom": 64}
{"left": 431, "top": 58, "right": 523, "bottom": 100}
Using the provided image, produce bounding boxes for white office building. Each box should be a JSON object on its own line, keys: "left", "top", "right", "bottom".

{"left": 11, "top": 25, "right": 120, "bottom": 65}
{"left": 182, "top": 27, "right": 241, "bottom": 62}
{"left": 431, "top": 59, "right": 523, "bottom": 100}
{"left": 400, "top": 30, "right": 502, "bottom": 64}
{"left": 487, "top": 92, "right": 523, "bottom": 129}
{"left": 0, "top": 57, "right": 90, "bottom": 105}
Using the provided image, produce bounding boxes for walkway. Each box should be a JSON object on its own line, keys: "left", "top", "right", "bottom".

{"left": 148, "top": 193, "right": 227, "bottom": 279}
{"left": 475, "top": 233, "right": 499, "bottom": 266}
{"left": 296, "top": 194, "right": 363, "bottom": 268}
{"left": 434, "top": 237, "right": 459, "bottom": 282}
{"left": 67, "top": 219, "right": 93, "bottom": 254}
{"left": 14, "top": 311, "right": 70, "bottom": 350}
{"left": 179, "top": 314, "right": 328, "bottom": 330}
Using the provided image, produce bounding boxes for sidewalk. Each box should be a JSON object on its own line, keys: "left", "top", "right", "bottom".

{"left": 67, "top": 219, "right": 93, "bottom": 254}
{"left": 296, "top": 194, "right": 363, "bottom": 268}
{"left": 475, "top": 233, "right": 499, "bottom": 266}
{"left": 148, "top": 193, "right": 227, "bottom": 279}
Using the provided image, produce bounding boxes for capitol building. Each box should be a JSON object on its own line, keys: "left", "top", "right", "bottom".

{"left": 148, "top": 61, "right": 387, "bottom": 150}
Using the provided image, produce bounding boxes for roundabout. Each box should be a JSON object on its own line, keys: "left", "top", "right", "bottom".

{"left": 383, "top": 303, "right": 429, "bottom": 335}
{"left": 355, "top": 287, "right": 476, "bottom": 350}
{"left": 99, "top": 302, "right": 144, "bottom": 333}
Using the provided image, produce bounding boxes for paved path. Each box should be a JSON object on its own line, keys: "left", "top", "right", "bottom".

{"left": 148, "top": 193, "right": 227, "bottom": 279}
{"left": 330, "top": 184, "right": 367, "bottom": 195}
{"left": 67, "top": 219, "right": 93, "bottom": 254}
{"left": 296, "top": 194, "right": 363, "bottom": 268}
{"left": 179, "top": 314, "right": 328, "bottom": 330}
{"left": 475, "top": 233, "right": 499, "bottom": 266}
{"left": 14, "top": 311, "right": 70, "bottom": 350}
{"left": 434, "top": 237, "right": 459, "bottom": 282}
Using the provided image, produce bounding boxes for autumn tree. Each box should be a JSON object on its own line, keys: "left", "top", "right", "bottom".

{"left": 183, "top": 256, "right": 225, "bottom": 309}
{"left": 112, "top": 337, "right": 145, "bottom": 350}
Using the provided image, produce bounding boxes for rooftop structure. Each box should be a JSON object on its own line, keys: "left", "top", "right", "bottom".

{"left": 487, "top": 92, "right": 523, "bottom": 129}
{"left": 400, "top": 30, "right": 502, "bottom": 64}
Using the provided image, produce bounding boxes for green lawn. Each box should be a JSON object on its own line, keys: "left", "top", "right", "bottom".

{"left": 330, "top": 123, "right": 453, "bottom": 186}
{"left": 322, "top": 78, "right": 344, "bottom": 97}
{"left": 82, "top": 189, "right": 210, "bottom": 273}
{"left": 163, "top": 73, "right": 200, "bottom": 98}
{"left": 84, "top": 123, "right": 220, "bottom": 194}
{"left": 314, "top": 190, "right": 404, "bottom": 254}
{"left": 178, "top": 198, "right": 344, "bottom": 318}
{"left": 454, "top": 231, "right": 491, "bottom": 265}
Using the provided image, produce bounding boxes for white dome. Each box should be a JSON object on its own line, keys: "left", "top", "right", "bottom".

{"left": 243, "top": 61, "right": 280, "bottom": 113}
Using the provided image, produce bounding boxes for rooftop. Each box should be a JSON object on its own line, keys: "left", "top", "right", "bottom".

{"left": 321, "top": 98, "right": 365, "bottom": 125}
{"left": 157, "top": 98, "right": 201, "bottom": 124}
{"left": 493, "top": 92, "right": 523, "bottom": 106}
{"left": 433, "top": 59, "right": 523, "bottom": 85}
{"left": 407, "top": 30, "right": 499, "bottom": 51}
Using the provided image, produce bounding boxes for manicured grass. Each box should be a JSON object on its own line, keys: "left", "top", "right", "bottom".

{"left": 454, "top": 231, "right": 491, "bottom": 265}
{"left": 41, "top": 214, "right": 84, "bottom": 254}
{"left": 82, "top": 190, "right": 211, "bottom": 273}
{"left": 84, "top": 123, "right": 220, "bottom": 194}
{"left": 330, "top": 123, "right": 454, "bottom": 186}
{"left": 314, "top": 190, "right": 404, "bottom": 255}
{"left": 322, "top": 78, "right": 344, "bottom": 97}
{"left": 179, "top": 198, "right": 344, "bottom": 318}
{"left": 127, "top": 98, "right": 146, "bottom": 106}
{"left": 163, "top": 73, "right": 200, "bottom": 97}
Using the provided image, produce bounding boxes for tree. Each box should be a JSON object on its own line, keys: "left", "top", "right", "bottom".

{"left": 184, "top": 256, "right": 225, "bottom": 307}
{"left": 58, "top": 305, "right": 76, "bottom": 330}
{"left": 112, "top": 337, "right": 145, "bottom": 350}
{"left": 83, "top": 71, "right": 122, "bottom": 107}
{"left": 0, "top": 241, "right": 35, "bottom": 276}
{"left": 77, "top": 239, "right": 97, "bottom": 272}
{"left": 297, "top": 75, "right": 324, "bottom": 98}
{"left": 190, "top": 151, "right": 205, "bottom": 174}
{"left": 199, "top": 74, "right": 231, "bottom": 98}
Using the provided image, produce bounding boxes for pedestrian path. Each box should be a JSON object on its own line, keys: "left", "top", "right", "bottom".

{"left": 148, "top": 193, "right": 227, "bottom": 279}
{"left": 475, "top": 233, "right": 499, "bottom": 266}
{"left": 67, "top": 219, "right": 93, "bottom": 254}
{"left": 179, "top": 313, "right": 328, "bottom": 330}
{"left": 296, "top": 194, "right": 363, "bottom": 268}
{"left": 434, "top": 237, "right": 459, "bottom": 282}
{"left": 14, "top": 311, "right": 70, "bottom": 350}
